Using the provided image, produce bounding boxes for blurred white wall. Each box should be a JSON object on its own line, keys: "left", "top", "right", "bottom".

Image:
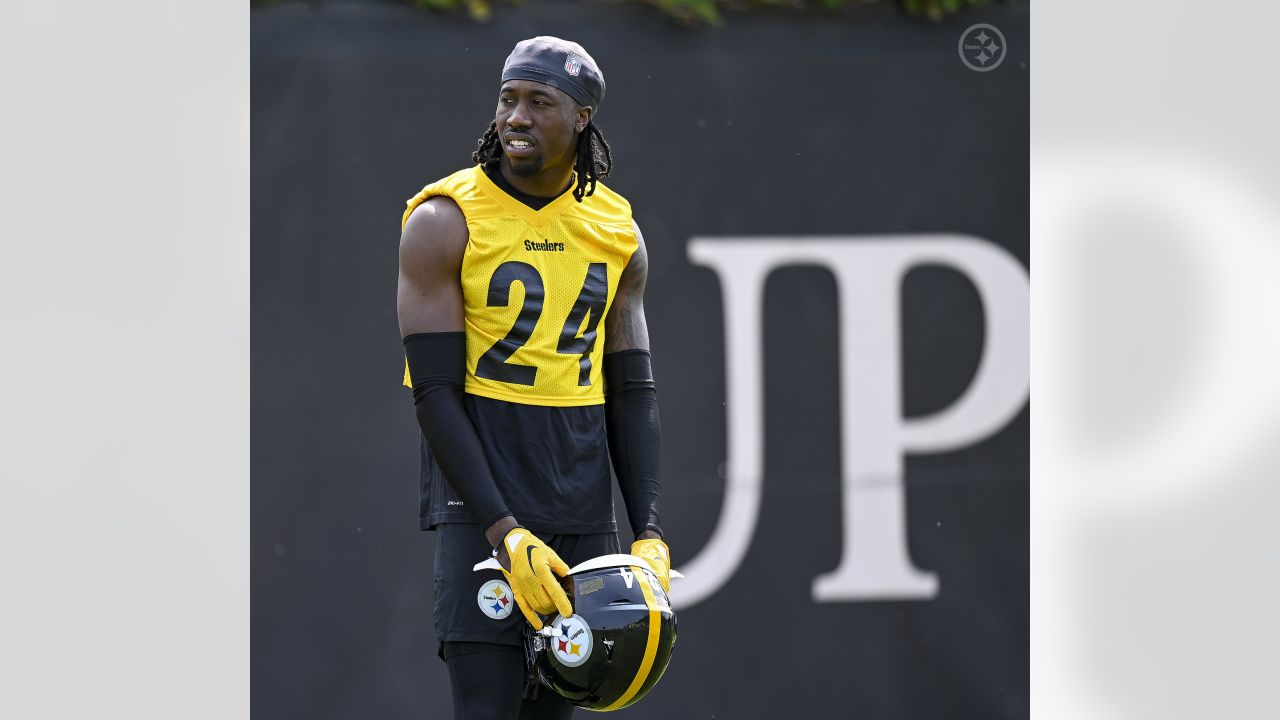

{"left": 0, "top": 2, "right": 248, "bottom": 719}
{"left": 1033, "top": 3, "right": 1280, "bottom": 718}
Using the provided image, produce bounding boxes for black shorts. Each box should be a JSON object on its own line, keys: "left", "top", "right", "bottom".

{"left": 433, "top": 523, "right": 621, "bottom": 650}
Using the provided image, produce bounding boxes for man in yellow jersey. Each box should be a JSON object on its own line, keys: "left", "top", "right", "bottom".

{"left": 396, "top": 37, "right": 671, "bottom": 719}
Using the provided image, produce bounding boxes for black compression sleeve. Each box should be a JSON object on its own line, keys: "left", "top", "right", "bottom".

{"left": 404, "top": 332, "right": 513, "bottom": 531}
{"left": 603, "top": 350, "right": 663, "bottom": 539}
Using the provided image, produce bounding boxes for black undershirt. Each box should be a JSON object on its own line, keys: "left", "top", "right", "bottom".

{"left": 484, "top": 163, "right": 571, "bottom": 210}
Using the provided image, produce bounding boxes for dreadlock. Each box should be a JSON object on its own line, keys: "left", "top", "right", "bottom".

{"left": 471, "top": 119, "right": 613, "bottom": 202}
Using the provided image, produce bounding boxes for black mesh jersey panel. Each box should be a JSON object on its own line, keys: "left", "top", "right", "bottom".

{"left": 420, "top": 394, "right": 616, "bottom": 534}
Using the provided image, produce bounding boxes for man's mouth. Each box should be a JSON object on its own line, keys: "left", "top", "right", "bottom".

{"left": 505, "top": 135, "right": 536, "bottom": 155}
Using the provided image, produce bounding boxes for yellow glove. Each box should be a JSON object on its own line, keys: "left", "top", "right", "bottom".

{"left": 499, "top": 527, "right": 573, "bottom": 630}
{"left": 631, "top": 538, "right": 671, "bottom": 592}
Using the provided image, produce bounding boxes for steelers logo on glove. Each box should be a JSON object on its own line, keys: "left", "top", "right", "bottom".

{"left": 630, "top": 538, "right": 672, "bottom": 592}
{"left": 500, "top": 527, "right": 573, "bottom": 630}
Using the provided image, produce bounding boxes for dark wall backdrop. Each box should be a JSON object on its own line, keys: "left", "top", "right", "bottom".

{"left": 252, "top": 2, "right": 1029, "bottom": 717}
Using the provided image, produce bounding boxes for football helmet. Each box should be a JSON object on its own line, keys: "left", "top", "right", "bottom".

{"left": 525, "top": 554, "right": 680, "bottom": 711}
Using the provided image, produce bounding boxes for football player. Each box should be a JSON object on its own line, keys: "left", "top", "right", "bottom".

{"left": 397, "top": 37, "right": 671, "bottom": 720}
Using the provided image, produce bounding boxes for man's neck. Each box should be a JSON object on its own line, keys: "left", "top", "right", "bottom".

{"left": 486, "top": 165, "right": 565, "bottom": 211}
{"left": 498, "top": 159, "right": 574, "bottom": 199}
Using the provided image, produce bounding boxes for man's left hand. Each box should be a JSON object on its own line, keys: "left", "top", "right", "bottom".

{"left": 630, "top": 537, "right": 671, "bottom": 592}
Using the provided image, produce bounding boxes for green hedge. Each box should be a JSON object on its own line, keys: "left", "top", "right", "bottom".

{"left": 252, "top": 0, "right": 992, "bottom": 25}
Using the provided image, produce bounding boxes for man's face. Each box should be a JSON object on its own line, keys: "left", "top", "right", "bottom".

{"left": 495, "top": 80, "right": 588, "bottom": 177}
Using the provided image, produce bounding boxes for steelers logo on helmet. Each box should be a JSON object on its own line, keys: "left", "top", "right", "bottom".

{"left": 476, "top": 579, "right": 515, "bottom": 620}
{"left": 550, "top": 614, "right": 593, "bottom": 667}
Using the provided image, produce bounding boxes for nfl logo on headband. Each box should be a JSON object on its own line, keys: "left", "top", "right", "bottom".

{"left": 564, "top": 54, "right": 582, "bottom": 77}
{"left": 501, "top": 37, "right": 604, "bottom": 110}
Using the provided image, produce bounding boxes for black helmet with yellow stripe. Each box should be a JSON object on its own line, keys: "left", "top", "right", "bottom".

{"left": 526, "top": 554, "right": 679, "bottom": 711}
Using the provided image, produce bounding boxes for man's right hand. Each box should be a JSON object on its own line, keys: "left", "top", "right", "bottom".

{"left": 497, "top": 527, "right": 573, "bottom": 630}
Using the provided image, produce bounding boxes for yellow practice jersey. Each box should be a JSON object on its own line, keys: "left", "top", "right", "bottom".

{"left": 401, "top": 166, "right": 638, "bottom": 406}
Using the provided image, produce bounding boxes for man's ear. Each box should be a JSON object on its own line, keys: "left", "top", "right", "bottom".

{"left": 576, "top": 106, "right": 593, "bottom": 133}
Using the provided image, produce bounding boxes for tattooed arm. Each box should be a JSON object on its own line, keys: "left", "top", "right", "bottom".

{"left": 603, "top": 221, "right": 663, "bottom": 543}
{"left": 604, "top": 221, "right": 650, "bottom": 353}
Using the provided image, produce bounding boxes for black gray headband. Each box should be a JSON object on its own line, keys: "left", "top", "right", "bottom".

{"left": 500, "top": 36, "right": 605, "bottom": 111}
